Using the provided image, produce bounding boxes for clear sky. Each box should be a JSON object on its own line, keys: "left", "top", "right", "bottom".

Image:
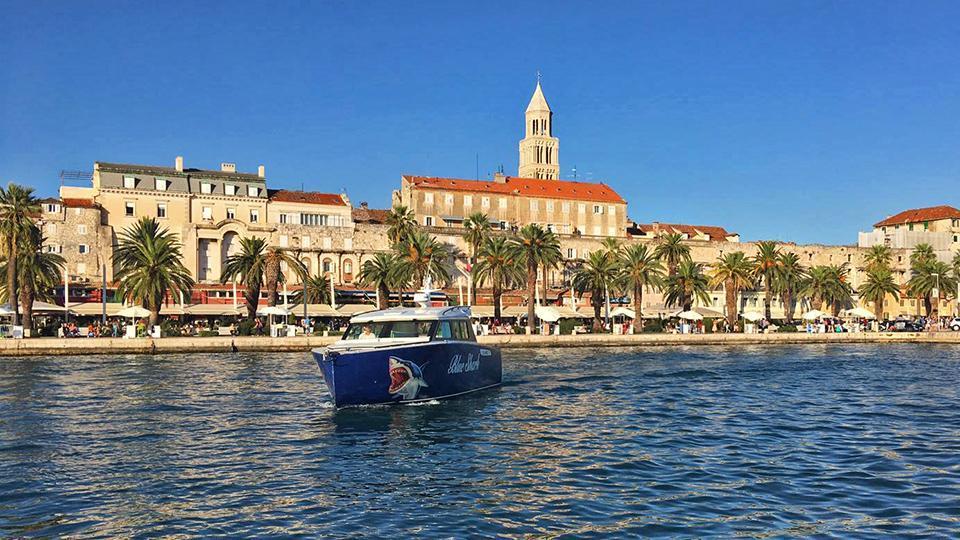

{"left": 2, "top": 1, "right": 959, "bottom": 245}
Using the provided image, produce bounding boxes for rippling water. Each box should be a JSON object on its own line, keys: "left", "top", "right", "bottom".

{"left": 2, "top": 345, "right": 960, "bottom": 537}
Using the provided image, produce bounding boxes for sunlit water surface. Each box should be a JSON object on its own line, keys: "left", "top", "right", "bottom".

{"left": 2, "top": 345, "right": 960, "bottom": 537}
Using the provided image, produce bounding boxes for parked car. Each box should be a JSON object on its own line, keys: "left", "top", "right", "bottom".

{"left": 949, "top": 317, "right": 960, "bottom": 331}
{"left": 881, "top": 319, "right": 923, "bottom": 332}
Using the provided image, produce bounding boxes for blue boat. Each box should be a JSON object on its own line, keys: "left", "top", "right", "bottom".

{"left": 312, "top": 306, "right": 502, "bottom": 407}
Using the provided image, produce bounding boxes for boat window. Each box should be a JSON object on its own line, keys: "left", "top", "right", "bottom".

{"left": 452, "top": 320, "right": 472, "bottom": 340}
{"left": 434, "top": 319, "right": 474, "bottom": 341}
{"left": 343, "top": 322, "right": 389, "bottom": 340}
{"left": 342, "top": 320, "right": 434, "bottom": 340}
{"left": 434, "top": 321, "right": 454, "bottom": 340}
{"left": 389, "top": 321, "right": 434, "bottom": 338}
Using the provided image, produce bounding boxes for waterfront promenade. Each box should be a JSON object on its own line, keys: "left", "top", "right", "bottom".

{"left": 1, "top": 331, "right": 959, "bottom": 356}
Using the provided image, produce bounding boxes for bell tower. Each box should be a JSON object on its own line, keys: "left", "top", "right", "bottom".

{"left": 518, "top": 76, "right": 559, "bottom": 179}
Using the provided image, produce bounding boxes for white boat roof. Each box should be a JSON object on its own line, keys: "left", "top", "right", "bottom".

{"left": 350, "top": 306, "right": 472, "bottom": 323}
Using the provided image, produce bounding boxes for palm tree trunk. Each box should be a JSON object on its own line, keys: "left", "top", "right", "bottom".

{"left": 7, "top": 237, "right": 17, "bottom": 326}
{"left": 633, "top": 284, "right": 643, "bottom": 334}
{"left": 725, "top": 278, "right": 737, "bottom": 328}
{"left": 470, "top": 249, "right": 478, "bottom": 305}
{"left": 592, "top": 295, "right": 602, "bottom": 333}
{"left": 785, "top": 288, "right": 795, "bottom": 323}
{"left": 265, "top": 260, "right": 280, "bottom": 307}
{"left": 377, "top": 283, "right": 389, "bottom": 310}
{"left": 875, "top": 296, "right": 884, "bottom": 322}
{"left": 542, "top": 265, "right": 549, "bottom": 307}
{"left": 246, "top": 284, "right": 260, "bottom": 320}
{"left": 148, "top": 306, "right": 159, "bottom": 329}
{"left": 763, "top": 276, "right": 772, "bottom": 320}
{"left": 18, "top": 284, "right": 32, "bottom": 337}
{"left": 526, "top": 259, "right": 537, "bottom": 332}
{"left": 924, "top": 294, "right": 932, "bottom": 318}
{"left": 493, "top": 284, "right": 502, "bottom": 320}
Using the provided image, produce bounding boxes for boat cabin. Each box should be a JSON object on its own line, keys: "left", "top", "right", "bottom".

{"left": 330, "top": 306, "right": 477, "bottom": 350}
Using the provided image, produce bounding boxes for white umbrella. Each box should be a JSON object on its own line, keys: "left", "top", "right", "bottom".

{"left": 741, "top": 311, "right": 763, "bottom": 322}
{"left": 843, "top": 307, "right": 876, "bottom": 319}
{"left": 117, "top": 306, "right": 152, "bottom": 318}
{"left": 257, "top": 306, "right": 291, "bottom": 316}
{"left": 610, "top": 306, "right": 636, "bottom": 318}
{"left": 674, "top": 310, "right": 704, "bottom": 321}
{"left": 534, "top": 305, "right": 561, "bottom": 323}
{"left": 802, "top": 309, "right": 829, "bottom": 320}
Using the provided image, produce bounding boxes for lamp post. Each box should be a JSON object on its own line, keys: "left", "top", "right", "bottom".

{"left": 932, "top": 272, "right": 941, "bottom": 328}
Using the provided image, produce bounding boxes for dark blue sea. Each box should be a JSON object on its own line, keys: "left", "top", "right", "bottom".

{"left": 2, "top": 345, "right": 960, "bottom": 537}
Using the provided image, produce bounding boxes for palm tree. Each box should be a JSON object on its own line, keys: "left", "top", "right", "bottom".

{"left": 0, "top": 225, "right": 65, "bottom": 335}
{"left": 509, "top": 224, "right": 561, "bottom": 332}
{"left": 462, "top": 212, "right": 491, "bottom": 304}
{"left": 474, "top": 236, "right": 523, "bottom": 320}
{"left": 538, "top": 233, "right": 564, "bottom": 306}
{"left": 709, "top": 251, "right": 754, "bottom": 328}
{"left": 357, "top": 252, "right": 396, "bottom": 310}
{"left": 823, "top": 264, "right": 854, "bottom": 316}
{"left": 114, "top": 217, "right": 194, "bottom": 328}
{"left": 909, "top": 243, "right": 938, "bottom": 317}
{"left": 863, "top": 245, "right": 893, "bottom": 272}
{"left": 910, "top": 243, "right": 936, "bottom": 269}
{"left": 386, "top": 205, "right": 417, "bottom": 247}
{"left": 752, "top": 241, "right": 781, "bottom": 320}
{"left": 221, "top": 236, "right": 268, "bottom": 320}
{"left": 775, "top": 252, "right": 806, "bottom": 323}
{"left": 860, "top": 267, "right": 899, "bottom": 320}
{"left": 618, "top": 244, "right": 665, "bottom": 333}
{"left": 664, "top": 260, "right": 711, "bottom": 312}
{"left": 263, "top": 248, "right": 306, "bottom": 307}
{"left": 572, "top": 250, "right": 619, "bottom": 332}
{"left": 293, "top": 274, "right": 333, "bottom": 306}
{"left": 392, "top": 230, "right": 451, "bottom": 293}
{"left": 0, "top": 183, "right": 41, "bottom": 325}
{"left": 653, "top": 233, "right": 690, "bottom": 276}
{"left": 908, "top": 260, "right": 957, "bottom": 319}
{"left": 801, "top": 265, "right": 832, "bottom": 312}
{"left": 600, "top": 237, "right": 622, "bottom": 256}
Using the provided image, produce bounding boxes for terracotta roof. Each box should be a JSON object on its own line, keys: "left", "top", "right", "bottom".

{"left": 402, "top": 175, "right": 626, "bottom": 204}
{"left": 873, "top": 205, "right": 960, "bottom": 227}
{"left": 631, "top": 222, "right": 736, "bottom": 241}
{"left": 352, "top": 206, "right": 390, "bottom": 224}
{"left": 267, "top": 190, "right": 347, "bottom": 206}
{"left": 62, "top": 198, "right": 97, "bottom": 208}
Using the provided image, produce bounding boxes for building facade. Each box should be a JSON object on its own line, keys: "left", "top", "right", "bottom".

{"left": 858, "top": 205, "right": 960, "bottom": 256}
{"left": 518, "top": 81, "right": 559, "bottom": 180}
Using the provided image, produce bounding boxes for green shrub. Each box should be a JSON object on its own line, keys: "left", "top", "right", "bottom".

{"left": 778, "top": 324, "right": 798, "bottom": 333}
{"left": 198, "top": 330, "right": 218, "bottom": 337}
{"left": 236, "top": 320, "right": 255, "bottom": 336}
{"left": 559, "top": 319, "right": 577, "bottom": 335}
{"left": 643, "top": 319, "right": 665, "bottom": 333}
{"left": 160, "top": 320, "right": 180, "bottom": 338}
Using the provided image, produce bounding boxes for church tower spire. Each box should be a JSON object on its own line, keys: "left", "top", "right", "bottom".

{"left": 518, "top": 76, "right": 560, "bottom": 179}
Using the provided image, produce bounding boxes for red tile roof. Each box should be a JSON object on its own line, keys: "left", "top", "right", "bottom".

{"left": 268, "top": 190, "right": 346, "bottom": 206}
{"left": 352, "top": 206, "right": 390, "bottom": 224}
{"left": 631, "top": 222, "right": 736, "bottom": 241}
{"left": 402, "top": 175, "right": 626, "bottom": 204}
{"left": 874, "top": 205, "right": 960, "bottom": 227}
{"left": 62, "top": 198, "right": 97, "bottom": 208}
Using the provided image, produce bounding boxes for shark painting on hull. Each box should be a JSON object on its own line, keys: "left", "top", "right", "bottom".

{"left": 388, "top": 356, "right": 429, "bottom": 401}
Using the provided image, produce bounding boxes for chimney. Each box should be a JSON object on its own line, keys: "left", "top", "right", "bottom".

{"left": 360, "top": 201, "right": 369, "bottom": 209}
{"left": 175, "top": 156, "right": 184, "bottom": 172}
{"left": 493, "top": 172, "right": 506, "bottom": 184}
{"left": 258, "top": 165, "right": 265, "bottom": 178}
{"left": 220, "top": 162, "right": 236, "bottom": 173}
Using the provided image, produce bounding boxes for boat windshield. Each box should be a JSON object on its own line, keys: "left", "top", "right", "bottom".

{"left": 342, "top": 320, "right": 436, "bottom": 341}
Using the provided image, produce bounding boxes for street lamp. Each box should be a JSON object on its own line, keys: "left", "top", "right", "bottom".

{"left": 932, "top": 272, "right": 941, "bottom": 326}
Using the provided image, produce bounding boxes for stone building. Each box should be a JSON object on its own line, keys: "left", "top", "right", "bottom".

{"left": 38, "top": 197, "right": 109, "bottom": 287}
{"left": 859, "top": 205, "right": 960, "bottom": 256}
{"left": 518, "top": 80, "right": 559, "bottom": 180}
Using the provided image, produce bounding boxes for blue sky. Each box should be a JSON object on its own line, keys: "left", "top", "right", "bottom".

{"left": 2, "top": 1, "right": 959, "bottom": 245}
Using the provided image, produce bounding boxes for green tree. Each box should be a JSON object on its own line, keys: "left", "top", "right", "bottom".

{"left": 752, "top": 241, "right": 781, "bottom": 320}
{"left": 908, "top": 243, "right": 939, "bottom": 317}
{"left": 114, "top": 217, "right": 194, "bottom": 328}
{"left": 392, "top": 230, "right": 451, "bottom": 294}
{"left": 709, "top": 251, "right": 754, "bottom": 328}
{"left": 908, "top": 260, "right": 957, "bottom": 319}
{"left": 600, "top": 237, "right": 622, "bottom": 255}
{"left": 862, "top": 245, "right": 893, "bottom": 272}
{"left": 859, "top": 267, "right": 899, "bottom": 320}
{"left": 617, "top": 244, "right": 665, "bottom": 333}
{"left": 775, "top": 252, "right": 806, "bottom": 323}
{"left": 220, "top": 236, "right": 268, "bottom": 320}
{"left": 473, "top": 236, "right": 524, "bottom": 320}
{"left": 386, "top": 205, "right": 417, "bottom": 247}
{"left": 802, "top": 264, "right": 853, "bottom": 316}
{"left": 462, "top": 212, "right": 492, "bottom": 305}
{"left": 653, "top": 232, "right": 690, "bottom": 276}
{"left": 0, "top": 183, "right": 41, "bottom": 325}
{"left": 263, "top": 248, "right": 306, "bottom": 307}
{"left": 0, "top": 224, "right": 65, "bottom": 335}
{"left": 293, "top": 274, "right": 333, "bottom": 306}
{"left": 573, "top": 250, "right": 619, "bottom": 332}
{"left": 357, "top": 252, "right": 397, "bottom": 310}
{"left": 664, "top": 260, "right": 711, "bottom": 312}
{"left": 509, "top": 224, "right": 561, "bottom": 332}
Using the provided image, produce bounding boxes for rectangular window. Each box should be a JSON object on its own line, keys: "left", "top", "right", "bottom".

{"left": 45, "top": 244, "right": 61, "bottom": 254}
{"left": 499, "top": 220, "right": 507, "bottom": 230}
{"left": 77, "top": 224, "right": 87, "bottom": 235}
{"left": 280, "top": 214, "right": 288, "bottom": 224}
{"left": 608, "top": 205, "right": 616, "bottom": 216}
{"left": 445, "top": 194, "right": 454, "bottom": 206}
{"left": 77, "top": 262, "right": 86, "bottom": 275}
{"left": 593, "top": 205, "right": 603, "bottom": 214}
{"left": 424, "top": 216, "right": 434, "bottom": 226}
{"left": 45, "top": 203, "right": 61, "bottom": 213}
{"left": 302, "top": 236, "right": 311, "bottom": 248}
{"left": 908, "top": 224, "right": 914, "bottom": 231}
{"left": 924, "top": 222, "right": 929, "bottom": 230}
{"left": 157, "top": 203, "right": 167, "bottom": 218}
{"left": 200, "top": 182, "right": 213, "bottom": 194}
{"left": 47, "top": 223, "right": 57, "bottom": 235}
{"left": 578, "top": 203, "right": 586, "bottom": 214}
{"left": 250, "top": 209, "right": 260, "bottom": 223}
{"left": 567, "top": 248, "right": 577, "bottom": 258}
{"left": 424, "top": 193, "right": 434, "bottom": 204}
{"left": 562, "top": 202, "right": 571, "bottom": 214}
{"left": 155, "top": 179, "right": 168, "bottom": 191}
{"left": 546, "top": 201, "right": 554, "bottom": 213}
{"left": 125, "top": 202, "right": 135, "bottom": 217}
{"left": 227, "top": 208, "right": 236, "bottom": 220}
{"left": 225, "top": 184, "right": 237, "bottom": 196}
{"left": 202, "top": 206, "right": 213, "bottom": 220}
{"left": 78, "top": 244, "right": 89, "bottom": 254}
{"left": 499, "top": 198, "right": 507, "bottom": 209}
{"left": 123, "top": 176, "right": 136, "bottom": 188}
{"left": 279, "top": 235, "right": 288, "bottom": 247}
{"left": 247, "top": 186, "right": 259, "bottom": 197}
{"left": 530, "top": 200, "right": 538, "bottom": 211}
{"left": 463, "top": 195, "right": 472, "bottom": 207}
{"left": 481, "top": 197, "right": 490, "bottom": 208}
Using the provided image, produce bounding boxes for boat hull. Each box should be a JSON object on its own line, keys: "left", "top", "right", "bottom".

{"left": 313, "top": 341, "right": 502, "bottom": 407}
